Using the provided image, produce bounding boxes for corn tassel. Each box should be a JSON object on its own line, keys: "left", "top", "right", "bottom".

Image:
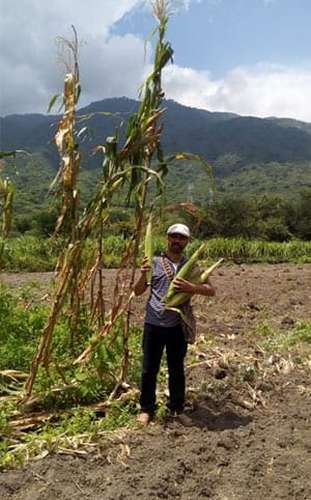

{"left": 144, "top": 216, "right": 153, "bottom": 285}
{"left": 165, "top": 258, "right": 223, "bottom": 309}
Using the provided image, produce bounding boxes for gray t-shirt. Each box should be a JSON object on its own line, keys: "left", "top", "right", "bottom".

{"left": 145, "top": 254, "right": 187, "bottom": 328}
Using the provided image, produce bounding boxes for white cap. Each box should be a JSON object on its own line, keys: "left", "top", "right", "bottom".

{"left": 167, "top": 223, "right": 191, "bottom": 238}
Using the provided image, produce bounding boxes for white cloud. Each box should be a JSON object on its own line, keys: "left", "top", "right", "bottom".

{"left": 0, "top": 0, "right": 308, "bottom": 123}
{"left": 79, "top": 34, "right": 148, "bottom": 106}
{"left": 162, "top": 62, "right": 311, "bottom": 122}
{"left": 0, "top": 0, "right": 146, "bottom": 115}
{"left": 174, "top": 0, "right": 202, "bottom": 10}
{"left": 0, "top": 0, "right": 204, "bottom": 116}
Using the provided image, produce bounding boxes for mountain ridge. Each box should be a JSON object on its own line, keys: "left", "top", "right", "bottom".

{"left": 2, "top": 98, "right": 311, "bottom": 166}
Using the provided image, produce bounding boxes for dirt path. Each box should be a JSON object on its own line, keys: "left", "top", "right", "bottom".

{"left": 0, "top": 264, "right": 310, "bottom": 499}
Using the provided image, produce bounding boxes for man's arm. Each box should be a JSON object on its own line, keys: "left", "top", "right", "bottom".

{"left": 173, "top": 277, "right": 216, "bottom": 297}
{"left": 134, "top": 256, "right": 151, "bottom": 296}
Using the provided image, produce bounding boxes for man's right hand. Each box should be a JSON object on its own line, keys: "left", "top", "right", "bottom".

{"left": 134, "top": 256, "right": 151, "bottom": 296}
{"left": 140, "top": 256, "right": 151, "bottom": 275}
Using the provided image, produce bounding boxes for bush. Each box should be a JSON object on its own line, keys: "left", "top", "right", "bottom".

{"left": 0, "top": 285, "right": 48, "bottom": 370}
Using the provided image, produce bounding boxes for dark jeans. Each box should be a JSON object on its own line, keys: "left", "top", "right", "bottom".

{"left": 140, "top": 322, "right": 188, "bottom": 414}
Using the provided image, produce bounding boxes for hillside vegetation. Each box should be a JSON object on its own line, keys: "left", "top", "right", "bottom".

{"left": 2, "top": 98, "right": 311, "bottom": 164}
{"left": 2, "top": 98, "right": 311, "bottom": 226}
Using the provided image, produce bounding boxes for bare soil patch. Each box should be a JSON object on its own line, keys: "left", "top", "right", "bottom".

{"left": 0, "top": 264, "right": 310, "bottom": 500}
{"left": 1, "top": 263, "right": 310, "bottom": 333}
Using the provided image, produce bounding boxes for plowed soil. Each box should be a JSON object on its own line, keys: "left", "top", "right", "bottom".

{"left": 0, "top": 264, "right": 310, "bottom": 500}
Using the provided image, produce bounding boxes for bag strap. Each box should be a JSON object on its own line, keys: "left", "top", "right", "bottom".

{"left": 161, "top": 254, "right": 175, "bottom": 281}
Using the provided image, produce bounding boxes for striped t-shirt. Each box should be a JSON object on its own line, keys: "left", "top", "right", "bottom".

{"left": 145, "top": 254, "right": 188, "bottom": 328}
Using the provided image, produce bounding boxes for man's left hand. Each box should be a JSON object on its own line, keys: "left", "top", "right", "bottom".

{"left": 173, "top": 277, "right": 196, "bottom": 294}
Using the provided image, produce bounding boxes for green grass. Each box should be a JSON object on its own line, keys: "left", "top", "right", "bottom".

{"left": 2, "top": 235, "right": 311, "bottom": 272}
{"left": 252, "top": 320, "right": 311, "bottom": 367}
{"left": 264, "top": 321, "right": 311, "bottom": 350}
{"left": 0, "top": 283, "right": 144, "bottom": 468}
{"left": 0, "top": 284, "right": 143, "bottom": 405}
{"left": 0, "top": 285, "right": 49, "bottom": 370}
{"left": 0, "top": 277, "right": 170, "bottom": 470}
{"left": 193, "top": 237, "right": 311, "bottom": 263}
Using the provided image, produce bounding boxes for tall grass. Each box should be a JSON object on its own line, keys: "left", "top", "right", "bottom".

{"left": 0, "top": 235, "right": 311, "bottom": 272}
{"left": 122, "top": 235, "right": 311, "bottom": 264}
{"left": 201, "top": 238, "right": 311, "bottom": 263}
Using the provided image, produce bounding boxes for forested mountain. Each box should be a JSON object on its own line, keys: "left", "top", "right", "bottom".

{"left": 2, "top": 97, "right": 311, "bottom": 166}
{"left": 1, "top": 98, "right": 311, "bottom": 226}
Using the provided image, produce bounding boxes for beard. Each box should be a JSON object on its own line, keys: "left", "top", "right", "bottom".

{"left": 170, "top": 242, "right": 183, "bottom": 253}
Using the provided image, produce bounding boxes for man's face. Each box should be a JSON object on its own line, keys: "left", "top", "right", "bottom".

{"left": 167, "top": 233, "right": 189, "bottom": 254}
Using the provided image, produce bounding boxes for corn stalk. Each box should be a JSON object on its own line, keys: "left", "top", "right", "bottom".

{"left": 23, "top": 0, "right": 214, "bottom": 403}
{"left": 23, "top": 2, "right": 172, "bottom": 400}
{"left": 0, "top": 177, "right": 14, "bottom": 239}
{"left": 23, "top": 27, "right": 83, "bottom": 396}
{"left": 0, "top": 175, "right": 14, "bottom": 271}
{"left": 115, "top": 0, "right": 174, "bottom": 390}
{"left": 52, "top": 27, "right": 82, "bottom": 350}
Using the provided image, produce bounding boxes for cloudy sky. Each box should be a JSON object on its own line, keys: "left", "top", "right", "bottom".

{"left": 1, "top": 0, "right": 311, "bottom": 121}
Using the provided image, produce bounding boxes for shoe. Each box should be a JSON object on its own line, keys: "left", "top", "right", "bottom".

{"left": 171, "top": 412, "right": 194, "bottom": 427}
{"left": 137, "top": 412, "right": 151, "bottom": 426}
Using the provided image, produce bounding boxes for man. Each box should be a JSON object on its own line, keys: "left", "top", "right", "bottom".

{"left": 134, "top": 223, "right": 215, "bottom": 425}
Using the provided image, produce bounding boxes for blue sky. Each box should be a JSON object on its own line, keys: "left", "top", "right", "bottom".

{"left": 1, "top": 0, "right": 311, "bottom": 120}
{"left": 115, "top": 0, "right": 311, "bottom": 76}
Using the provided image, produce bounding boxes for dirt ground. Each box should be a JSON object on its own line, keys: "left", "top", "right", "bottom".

{"left": 0, "top": 264, "right": 310, "bottom": 500}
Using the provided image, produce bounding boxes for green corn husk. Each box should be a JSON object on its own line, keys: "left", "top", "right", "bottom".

{"left": 185, "top": 264, "right": 202, "bottom": 283}
{"left": 144, "top": 216, "right": 153, "bottom": 285}
{"left": 200, "top": 258, "right": 224, "bottom": 283}
{"left": 165, "top": 242, "right": 207, "bottom": 302}
{"left": 165, "top": 258, "right": 224, "bottom": 309}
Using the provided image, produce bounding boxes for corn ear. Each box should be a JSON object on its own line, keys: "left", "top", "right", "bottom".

{"left": 165, "top": 265, "right": 202, "bottom": 307}
{"left": 200, "top": 258, "right": 224, "bottom": 283}
{"left": 166, "top": 242, "right": 207, "bottom": 302}
{"left": 187, "top": 264, "right": 202, "bottom": 282}
{"left": 144, "top": 216, "right": 153, "bottom": 285}
{"left": 165, "top": 257, "right": 223, "bottom": 309}
{"left": 165, "top": 270, "right": 202, "bottom": 308}
{"left": 165, "top": 292, "right": 192, "bottom": 309}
